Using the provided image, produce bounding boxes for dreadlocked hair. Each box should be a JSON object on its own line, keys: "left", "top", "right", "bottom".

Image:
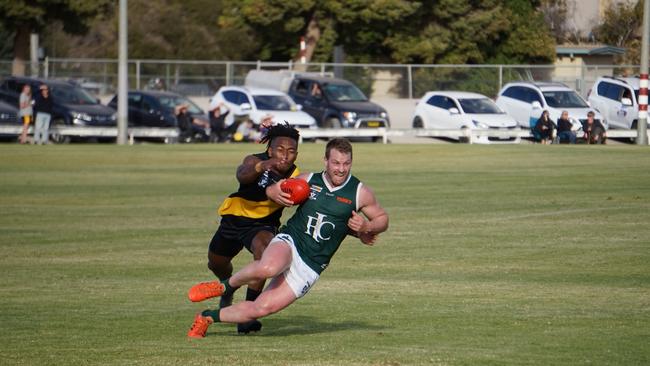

{"left": 260, "top": 122, "right": 300, "bottom": 148}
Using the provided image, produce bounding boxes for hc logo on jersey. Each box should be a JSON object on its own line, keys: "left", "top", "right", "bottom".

{"left": 305, "top": 212, "right": 335, "bottom": 243}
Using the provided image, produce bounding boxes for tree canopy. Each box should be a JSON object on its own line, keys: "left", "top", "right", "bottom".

{"left": 217, "top": 0, "right": 555, "bottom": 64}
{"left": 1, "top": 0, "right": 557, "bottom": 67}
{"left": 0, "top": 0, "right": 112, "bottom": 74}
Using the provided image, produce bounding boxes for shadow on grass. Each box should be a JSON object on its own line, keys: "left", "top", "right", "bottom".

{"left": 206, "top": 315, "right": 385, "bottom": 337}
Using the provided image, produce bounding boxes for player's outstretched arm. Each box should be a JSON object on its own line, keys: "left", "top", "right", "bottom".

{"left": 236, "top": 155, "right": 264, "bottom": 184}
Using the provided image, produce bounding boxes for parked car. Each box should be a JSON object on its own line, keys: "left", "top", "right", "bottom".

{"left": 0, "top": 76, "right": 117, "bottom": 143}
{"left": 412, "top": 91, "right": 520, "bottom": 144}
{"left": 0, "top": 100, "right": 19, "bottom": 125}
{"left": 495, "top": 81, "right": 600, "bottom": 133}
{"left": 588, "top": 76, "right": 646, "bottom": 130}
{"left": 209, "top": 86, "right": 316, "bottom": 129}
{"left": 107, "top": 90, "right": 210, "bottom": 142}
{"left": 245, "top": 70, "right": 389, "bottom": 129}
{"left": 0, "top": 100, "right": 20, "bottom": 140}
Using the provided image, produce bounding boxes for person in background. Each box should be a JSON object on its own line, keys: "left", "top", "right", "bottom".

{"left": 18, "top": 84, "right": 33, "bottom": 144}
{"left": 534, "top": 110, "right": 555, "bottom": 144}
{"left": 556, "top": 110, "right": 576, "bottom": 144}
{"left": 175, "top": 104, "right": 210, "bottom": 142}
{"left": 583, "top": 110, "right": 607, "bottom": 144}
{"left": 209, "top": 102, "right": 230, "bottom": 143}
{"left": 233, "top": 118, "right": 261, "bottom": 142}
{"left": 33, "top": 84, "right": 53, "bottom": 145}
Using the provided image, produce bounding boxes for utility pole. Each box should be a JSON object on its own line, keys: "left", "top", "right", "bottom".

{"left": 117, "top": 0, "right": 128, "bottom": 145}
{"left": 638, "top": 0, "right": 649, "bottom": 145}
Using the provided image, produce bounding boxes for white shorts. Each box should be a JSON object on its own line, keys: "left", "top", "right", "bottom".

{"left": 270, "top": 233, "right": 319, "bottom": 298}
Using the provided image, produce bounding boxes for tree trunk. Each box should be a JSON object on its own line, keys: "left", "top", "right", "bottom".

{"left": 295, "top": 16, "right": 320, "bottom": 71}
{"left": 12, "top": 25, "right": 31, "bottom": 76}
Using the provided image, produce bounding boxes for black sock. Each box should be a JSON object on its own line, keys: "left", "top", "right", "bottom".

{"left": 246, "top": 288, "right": 261, "bottom": 302}
{"left": 221, "top": 278, "right": 239, "bottom": 296}
{"left": 201, "top": 309, "right": 221, "bottom": 322}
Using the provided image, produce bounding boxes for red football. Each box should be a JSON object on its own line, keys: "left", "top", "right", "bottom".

{"left": 280, "top": 178, "right": 310, "bottom": 205}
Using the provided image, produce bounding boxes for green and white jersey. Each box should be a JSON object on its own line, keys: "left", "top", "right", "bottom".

{"left": 281, "top": 172, "right": 361, "bottom": 274}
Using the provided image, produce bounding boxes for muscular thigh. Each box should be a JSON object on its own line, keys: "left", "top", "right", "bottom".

{"left": 256, "top": 275, "right": 298, "bottom": 314}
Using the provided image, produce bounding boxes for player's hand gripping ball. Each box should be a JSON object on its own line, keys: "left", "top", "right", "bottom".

{"left": 280, "top": 178, "right": 310, "bottom": 205}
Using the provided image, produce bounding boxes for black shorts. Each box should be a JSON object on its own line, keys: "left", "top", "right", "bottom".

{"left": 208, "top": 215, "right": 278, "bottom": 258}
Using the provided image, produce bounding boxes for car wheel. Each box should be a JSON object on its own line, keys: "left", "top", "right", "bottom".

{"left": 459, "top": 126, "right": 471, "bottom": 144}
{"left": 413, "top": 116, "right": 424, "bottom": 128}
{"left": 49, "top": 118, "right": 71, "bottom": 144}
{"left": 625, "top": 120, "right": 638, "bottom": 143}
{"left": 323, "top": 118, "right": 341, "bottom": 129}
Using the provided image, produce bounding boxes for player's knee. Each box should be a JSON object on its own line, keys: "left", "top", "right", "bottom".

{"left": 255, "top": 262, "right": 282, "bottom": 279}
{"left": 252, "top": 300, "right": 279, "bottom": 318}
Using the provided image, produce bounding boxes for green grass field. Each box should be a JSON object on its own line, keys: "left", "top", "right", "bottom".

{"left": 1, "top": 143, "right": 649, "bottom": 365}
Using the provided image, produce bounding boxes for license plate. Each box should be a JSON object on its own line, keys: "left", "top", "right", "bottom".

{"left": 367, "top": 121, "right": 380, "bottom": 127}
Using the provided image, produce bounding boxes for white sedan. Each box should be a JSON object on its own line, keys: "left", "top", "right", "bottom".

{"left": 412, "top": 91, "right": 521, "bottom": 144}
{"left": 209, "top": 86, "right": 316, "bottom": 129}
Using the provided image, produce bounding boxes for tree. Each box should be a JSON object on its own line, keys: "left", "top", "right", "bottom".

{"left": 539, "top": 0, "right": 570, "bottom": 43}
{"left": 217, "top": 0, "right": 420, "bottom": 63}
{"left": 0, "top": 0, "right": 113, "bottom": 75}
{"left": 42, "top": 0, "right": 258, "bottom": 61}
{"left": 218, "top": 0, "right": 555, "bottom": 65}
{"left": 594, "top": 0, "right": 642, "bottom": 65}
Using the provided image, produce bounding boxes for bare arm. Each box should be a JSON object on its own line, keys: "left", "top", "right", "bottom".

{"left": 236, "top": 155, "right": 266, "bottom": 185}
{"left": 347, "top": 184, "right": 389, "bottom": 245}
{"left": 265, "top": 172, "right": 310, "bottom": 207}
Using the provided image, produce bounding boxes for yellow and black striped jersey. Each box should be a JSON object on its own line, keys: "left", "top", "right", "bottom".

{"left": 218, "top": 151, "right": 299, "bottom": 226}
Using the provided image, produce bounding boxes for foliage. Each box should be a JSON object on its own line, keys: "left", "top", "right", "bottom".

{"left": 218, "top": 0, "right": 421, "bottom": 63}
{"left": 0, "top": 144, "right": 649, "bottom": 365}
{"left": 594, "top": 0, "right": 643, "bottom": 65}
{"left": 0, "top": 0, "right": 112, "bottom": 35}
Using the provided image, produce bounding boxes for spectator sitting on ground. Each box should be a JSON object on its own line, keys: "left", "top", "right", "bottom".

{"left": 209, "top": 102, "right": 230, "bottom": 143}
{"left": 582, "top": 110, "right": 607, "bottom": 144}
{"left": 534, "top": 110, "right": 555, "bottom": 144}
{"left": 233, "top": 118, "right": 261, "bottom": 142}
{"left": 175, "top": 104, "right": 210, "bottom": 141}
{"left": 556, "top": 110, "right": 576, "bottom": 144}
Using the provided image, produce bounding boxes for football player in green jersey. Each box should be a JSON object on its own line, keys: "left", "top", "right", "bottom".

{"left": 188, "top": 138, "right": 389, "bottom": 338}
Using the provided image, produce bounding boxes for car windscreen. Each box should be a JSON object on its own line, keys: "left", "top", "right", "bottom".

{"left": 253, "top": 95, "right": 293, "bottom": 111}
{"left": 323, "top": 83, "right": 367, "bottom": 102}
{"left": 158, "top": 96, "right": 204, "bottom": 114}
{"left": 542, "top": 91, "right": 589, "bottom": 108}
{"left": 50, "top": 85, "right": 98, "bottom": 105}
{"left": 458, "top": 98, "right": 503, "bottom": 114}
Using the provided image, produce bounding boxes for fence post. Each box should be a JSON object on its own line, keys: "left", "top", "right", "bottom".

{"left": 165, "top": 63, "right": 170, "bottom": 90}
{"left": 407, "top": 64, "right": 413, "bottom": 100}
{"left": 226, "top": 62, "right": 231, "bottom": 86}
{"left": 44, "top": 57, "right": 49, "bottom": 78}
{"left": 498, "top": 65, "right": 503, "bottom": 93}
{"left": 135, "top": 60, "right": 141, "bottom": 90}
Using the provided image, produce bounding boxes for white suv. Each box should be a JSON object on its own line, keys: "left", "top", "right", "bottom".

{"left": 495, "top": 82, "right": 603, "bottom": 132}
{"left": 588, "top": 76, "right": 644, "bottom": 130}
{"left": 209, "top": 86, "right": 317, "bottom": 129}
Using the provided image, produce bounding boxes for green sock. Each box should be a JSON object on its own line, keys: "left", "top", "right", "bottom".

{"left": 201, "top": 309, "right": 221, "bottom": 322}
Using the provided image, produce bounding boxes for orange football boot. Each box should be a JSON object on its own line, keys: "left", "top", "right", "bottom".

{"left": 188, "top": 281, "right": 225, "bottom": 302}
{"left": 187, "top": 313, "right": 213, "bottom": 338}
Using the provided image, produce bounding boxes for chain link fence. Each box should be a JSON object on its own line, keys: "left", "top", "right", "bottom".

{"left": 1, "top": 58, "right": 642, "bottom": 99}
